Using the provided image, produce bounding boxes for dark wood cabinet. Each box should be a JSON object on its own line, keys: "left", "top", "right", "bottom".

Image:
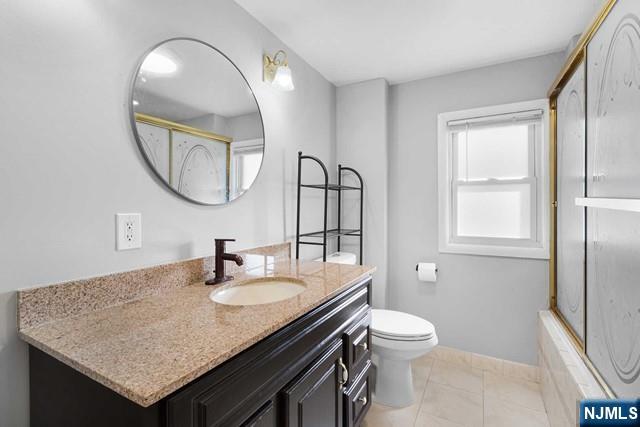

{"left": 343, "top": 311, "right": 371, "bottom": 388}
{"left": 30, "top": 277, "right": 372, "bottom": 427}
{"left": 240, "top": 401, "right": 277, "bottom": 427}
{"left": 282, "top": 339, "right": 345, "bottom": 427}
{"left": 343, "top": 362, "right": 372, "bottom": 427}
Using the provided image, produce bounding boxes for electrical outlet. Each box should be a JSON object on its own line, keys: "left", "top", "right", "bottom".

{"left": 116, "top": 213, "right": 142, "bottom": 251}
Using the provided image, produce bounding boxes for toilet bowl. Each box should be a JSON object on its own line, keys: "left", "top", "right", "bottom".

{"left": 371, "top": 309, "right": 438, "bottom": 407}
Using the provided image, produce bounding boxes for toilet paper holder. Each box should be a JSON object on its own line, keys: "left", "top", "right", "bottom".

{"left": 415, "top": 264, "right": 438, "bottom": 272}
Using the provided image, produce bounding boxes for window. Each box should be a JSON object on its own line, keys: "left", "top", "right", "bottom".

{"left": 437, "top": 100, "right": 549, "bottom": 259}
{"left": 230, "top": 139, "right": 263, "bottom": 198}
{"left": 235, "top": 150, "right": 262, "bottom": 191}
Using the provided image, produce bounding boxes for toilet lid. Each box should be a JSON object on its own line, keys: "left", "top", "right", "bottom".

{"left": 371, "top": 309, "right": 435, "bottom": 340}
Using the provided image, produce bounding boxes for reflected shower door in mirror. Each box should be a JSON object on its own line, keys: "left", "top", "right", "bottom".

{"left": 555, "top": 61, "right": 585, "bottom": 342}
{"left": 130, "top": 38, "right": 264, "bottom": 205}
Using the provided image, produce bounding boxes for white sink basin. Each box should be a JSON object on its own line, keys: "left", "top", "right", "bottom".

{"left": 209, "top": 277, "right": 307, "bottom": 306}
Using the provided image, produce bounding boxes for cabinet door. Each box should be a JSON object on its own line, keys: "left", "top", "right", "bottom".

{"left": 282, "top": 340, "right": 345, "bottom": 427}
{"left": 239, "top": 401, "right": 277, "bottom": 427}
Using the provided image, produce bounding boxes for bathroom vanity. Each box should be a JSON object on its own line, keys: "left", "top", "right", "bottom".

{"left": 19, "top": 250, "right": 374, "bottom": 427}
{"left": 16, "top": 37, "right": 375, "bottom": 426}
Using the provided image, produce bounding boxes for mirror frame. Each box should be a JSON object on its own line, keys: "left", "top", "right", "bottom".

{"left": 128, "top": 37, "right": 265, "bottom": 206}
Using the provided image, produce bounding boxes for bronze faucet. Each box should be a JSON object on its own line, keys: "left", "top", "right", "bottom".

{"left": 205, "top": 239, "right": 244, "bottom": 285}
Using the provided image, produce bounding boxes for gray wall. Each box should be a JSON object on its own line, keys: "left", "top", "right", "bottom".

{"left": 182, "top": 113, "right": 231, "bottom": 136}
{"left": 388, "top": 53, "right": 565, "bottom": 364}
{"left": 0, "top": 0, "right": 336, "bottom": 425}
{"left": 229, "top": 112, "right": 264, "bottom": 141}
{"left": 183, "top": 112, "right": 263, "bottom": 141}
{"left": 336, "top": 79, "right": 389, "bottom": 308}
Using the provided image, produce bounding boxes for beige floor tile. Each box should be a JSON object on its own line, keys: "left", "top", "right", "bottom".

{"left": 415, "top": 412, "right": 465, "bottom": 427}
{"left": 365, "top": 351, "right": 551, "bottom": 427}
{"left": 484, "top": 372, "right": 545, "bottom": 412}
{"left": 419, "top": 382, "right": 483, "bottom": 427}
{"left": 429, "top": 359, "right": 484, "bottom": 394}
{"left": 364, "top": 401, "right": 422, "bottom": 427}
{"left": 484, "top": 395, "right": 550, "bottom": 427}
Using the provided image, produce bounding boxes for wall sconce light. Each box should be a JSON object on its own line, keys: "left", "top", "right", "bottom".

{"left": 263, "top": 50, "right": 295, "bottom": 91}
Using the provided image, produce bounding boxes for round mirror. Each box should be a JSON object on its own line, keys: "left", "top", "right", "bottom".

{"left": 130, "top": 38, "right": 264, "bottom": 205}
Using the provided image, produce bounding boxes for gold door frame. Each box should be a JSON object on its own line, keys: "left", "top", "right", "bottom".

{"left": 135, "top": 112, "right": 233, "bottom": 200}
{"left": 547, "top": 0, "right": 619, "bottom": 398}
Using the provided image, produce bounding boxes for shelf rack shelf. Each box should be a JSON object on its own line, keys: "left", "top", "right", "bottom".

{"left": 300, "top": 184, "right": 361, "bottom": 191}
{"left": 296, "top": 151, "right": 363, "bottom": 263}
{"left": 299, "top": 228, "right": 361, "bottom": 239}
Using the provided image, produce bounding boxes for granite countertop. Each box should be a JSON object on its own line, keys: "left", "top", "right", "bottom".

{"left": 18, "top": 258, "right": 375, "bottom": 407}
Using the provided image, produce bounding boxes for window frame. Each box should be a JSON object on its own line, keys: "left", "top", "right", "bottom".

{"left": 437, "top": 99, "right": 550, "bottom": 259}
{"left": 230, "top": 138, "right": 264, "bottom": 197}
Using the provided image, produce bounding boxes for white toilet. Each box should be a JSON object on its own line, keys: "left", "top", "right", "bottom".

{"left": 319, "top": 251, "right": 438, "bottom": 408}
{"left": 370, "top": 309, "right": 438, "bottom": 407}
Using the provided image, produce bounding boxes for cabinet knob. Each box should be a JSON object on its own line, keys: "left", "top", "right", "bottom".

{"left": 358, "top": 396, "right": 368, "bottom": 405}
{"left": 359, "top": 342, "right": 368, "bottom": 351}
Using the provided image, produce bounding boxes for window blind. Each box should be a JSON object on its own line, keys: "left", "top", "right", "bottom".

{"left": 447, "top": 109, "right": 543, "bottom": 130}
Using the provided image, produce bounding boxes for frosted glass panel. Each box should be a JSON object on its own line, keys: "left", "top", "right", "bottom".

{"left": 556, "top": 62, "right": 585, "bottom": 341}
{"left": 586, "top": 0, "right": 640, "bottom": 397}
{"left": 587, "top": 0, "right": 640, "bottom": 198}
{"left": 456, "top": 183, "right": 531, "bottom": 238}
{"left": 587, "top": 208, "right": 640, "bottom": 397}
{"left": 136, "top": 122, "right": 170, "bottom": 182}
{"left": 171, "top": 131, "right": 228, "bottom": 204}
{"left": 454, "top": 125, "right": 530, "bottom": 180}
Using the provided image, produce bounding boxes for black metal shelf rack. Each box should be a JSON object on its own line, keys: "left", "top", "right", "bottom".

{"left": 295, "top": 151, "right": 363, "bottom": 264}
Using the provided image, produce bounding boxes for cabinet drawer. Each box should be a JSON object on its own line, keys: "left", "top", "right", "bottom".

{"left": 343, "top": 310, "right": 370, "bottom": 383}
{"left": 343, "top": 362, "right": 372, "bottom": 427}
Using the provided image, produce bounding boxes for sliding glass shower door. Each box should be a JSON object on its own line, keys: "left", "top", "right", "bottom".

{"left": 584, "top": 0, "right": 640, "bottom": 397}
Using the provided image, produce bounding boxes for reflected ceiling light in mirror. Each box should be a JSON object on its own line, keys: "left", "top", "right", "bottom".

{"left": 263, "top": 50, "right": 294, "bottom": 91}
{"left": 140, "top": 52, "right": 177, "bottom": 74}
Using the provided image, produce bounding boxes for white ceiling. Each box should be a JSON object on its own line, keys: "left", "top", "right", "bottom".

{"left": 134, "top": 39, "right": 259, "bottom": 121}
{"left": 235, "top": 0, "right": 604, "bottom": 86}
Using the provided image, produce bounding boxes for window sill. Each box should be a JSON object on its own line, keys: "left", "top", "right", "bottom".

{"left": 439, "top": 241, "right": 549, "bottom": 260}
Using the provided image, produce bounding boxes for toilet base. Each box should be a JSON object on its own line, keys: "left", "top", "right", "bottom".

{"left": 372, "top": 358, "right": 415, "bottom": 407}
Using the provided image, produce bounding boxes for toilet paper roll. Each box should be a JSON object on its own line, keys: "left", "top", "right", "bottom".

{"left": 416, "top": 263, "right": 437, "bottom": 282}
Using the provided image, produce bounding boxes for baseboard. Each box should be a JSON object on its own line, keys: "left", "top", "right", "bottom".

{"left": 426, "top": 345, "right": 540, "bottom": 383}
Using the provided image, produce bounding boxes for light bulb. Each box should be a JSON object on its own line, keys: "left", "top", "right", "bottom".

{"left": 272, "top": 65, "right": 294, "bottom": 91}
{"left": 141, "top": 52, "right": 177, "bottom": 74}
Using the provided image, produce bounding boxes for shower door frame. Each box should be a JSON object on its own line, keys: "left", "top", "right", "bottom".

{"left": 547, "top": 0, "right": 619, "bottom": 399}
